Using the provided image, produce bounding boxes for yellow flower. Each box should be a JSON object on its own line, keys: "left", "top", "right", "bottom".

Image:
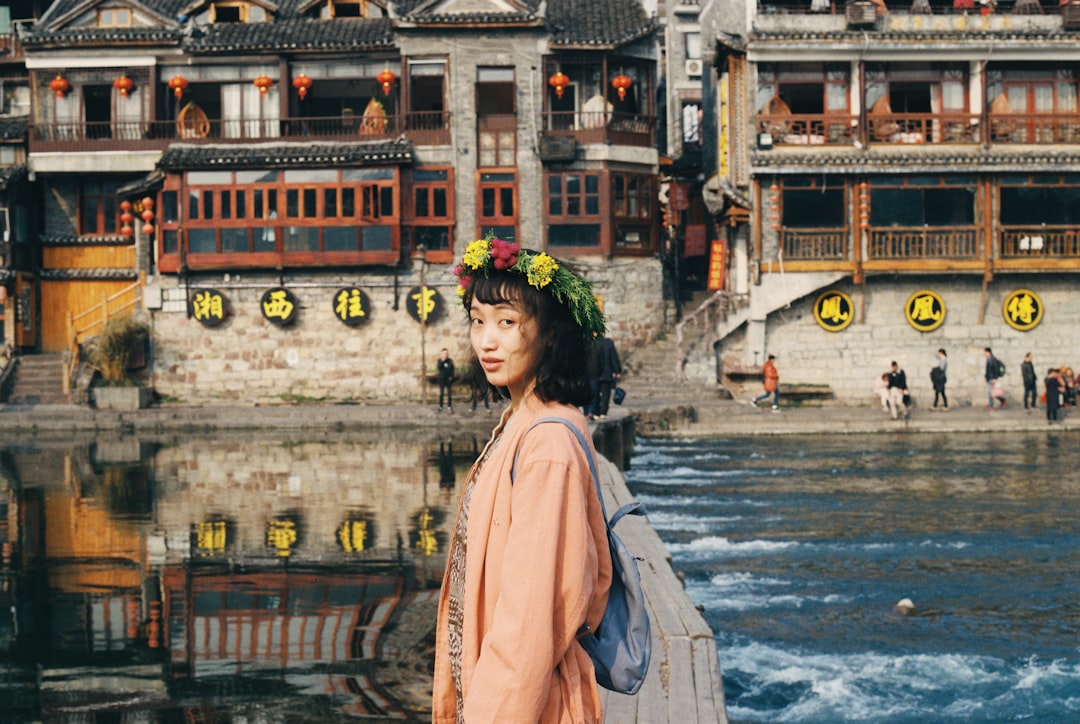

{"left": 527, "top": 253, "right": 559, "bottom": 288}
{"left": 462, "top": 239, "right": 490, "bottom": 270}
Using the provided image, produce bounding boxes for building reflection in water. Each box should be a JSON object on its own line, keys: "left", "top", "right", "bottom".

{"left": 0, "top": 429, "right": 479, "bottom": 721}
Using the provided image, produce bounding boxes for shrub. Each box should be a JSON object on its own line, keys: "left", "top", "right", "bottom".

{"left": 90, "top": 315, "right": 149, "bottom": 384}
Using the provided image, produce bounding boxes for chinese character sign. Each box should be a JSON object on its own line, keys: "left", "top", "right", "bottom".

{"left": 813, "top": 290, "right": 855, "bottom": 332}
{"left": 191, "top": 289, "right": 228, "bottom": 327}
{"left": 411, "top": 506, "right": 444, "bottom": 556}
{"left": 337, "top": 519, "right": 370, "bottom": 553}
{"left": 904, "top": 290, "right": 946, "bottom": 332}
{"left": 1002, "top": 289, "right": 1043, "bottom": 331}
{"left": 193, "top": 520, "right": 228, "bottom": 557}
{"left": 333, "top": 287, "right": 371, "bottom": 327}
{"left": 266, "top": 518, "right": 298, "bottom": 557}
{"left": 261, "top": 287, "right": 298, "bottom": 326}
{"left": 406, "top": 285, "right": 443, "bottom": 324}
{"left": 707, "top": 241, "right": 727, "bottom": 291}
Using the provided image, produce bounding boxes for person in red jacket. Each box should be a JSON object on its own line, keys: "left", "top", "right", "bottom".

{"left": 751, "top": 354, "right": 781, "bottom": 412}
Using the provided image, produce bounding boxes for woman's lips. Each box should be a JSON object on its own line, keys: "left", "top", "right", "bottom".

{"left": 481, "top": 357, "right": 502, "bottom": 372}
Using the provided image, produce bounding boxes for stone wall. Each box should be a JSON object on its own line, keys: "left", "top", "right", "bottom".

{"left": 147, "top": 258, "right": 666, "bottom": 405}
{"left": 696, "top": 274, "right": 1080, "bottom": 408}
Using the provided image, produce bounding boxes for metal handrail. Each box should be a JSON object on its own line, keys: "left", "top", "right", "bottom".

{"left": 674, "top": 291, "right": 750, "bottom": 382}
{"left": 63, "top": 272, "right": 145, "bottom": 395}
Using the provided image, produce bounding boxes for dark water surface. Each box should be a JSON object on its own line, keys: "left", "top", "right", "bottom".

{"left": 625, "top": 431, "right": 1080, "bottom": 723}
{"left": 0, "top": 430, "right": 476, "bottom": 722}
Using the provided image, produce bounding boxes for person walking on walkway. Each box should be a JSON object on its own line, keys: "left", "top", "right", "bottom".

{"left": 1045, "top": 367, "right": 1063, "bottom": 423}
{"left": 433, "top": 238, "right": 612, "bottom": 722}
{"left": 984, "top": 347, "right": 1004, "bottom": 410}
{"left": 1021, "top": 352, "right": 1038, "bottom": 411}
{"left": 930, "top": 348, "right": 948, "bottom": 411}
{"left": 593, "top": 335, "right": 622, "bottom": 420}
{"left": 436, "top": 348, "right": 455, "bottom": 413}
{"left": 751, "top": 354, "right": 781, "bottom": 412}
{"left": 888, "top": 361, "right": 910, "bottom": 420}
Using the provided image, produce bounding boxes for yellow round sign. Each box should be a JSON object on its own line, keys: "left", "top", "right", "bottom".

{"left": 1002, "top": 289, "right": 1043, "bottom": 332}
{"left": 812, "top": 290, "right": 855, "bottom": 332}
{"left": 904, "top": 290, "right": 946, "bottom": 332}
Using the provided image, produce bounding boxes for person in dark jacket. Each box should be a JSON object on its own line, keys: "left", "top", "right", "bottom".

{"left": 930, "top": 348, "right": 948, "bottom": 411}
{"left": 984, "top": 347, "right": 1002, "bottom": 410}
{"left": 1045, "top": 367, "right": 1063, "bottom": 423}
{"left": 888, "top": 361, "right": 909, "bottom": 420}
{"left": 1021, "top": 352, "right": 1038, "bottom": 411}
{"left": 436, "top": 347, "right": 455, "bottom": 412}
{"left": 593, "top": 336, "right": 622, "bottom": 420}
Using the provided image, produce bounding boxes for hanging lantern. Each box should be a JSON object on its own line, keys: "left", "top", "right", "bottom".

{"left": 114, "top": 75, "right": 134, "bottom": 97}
{"left": 548, "top": 71, "right": 569, "bottom": 99}
{"left": 49, "top": 75, "right": 69, "bottom": 98}
{"left": 121, "top": 224, "right": 134, "bottom": 238}
{"left": 141, "top": 209, "right": 155, "bottom": 223}
{"left": 168, "top": 75, "right": 188, "bottom": 99}
{"left": 611, "top": 73, "right": 632, "bottom": 102}
{"left": 120, "top": 200, "right": 132, "bottom": 212}
{"left": 376, "top": 68, "right": 397, "bottom": 96}
{"left": 292, "top": 73, "right": 313, "bottom": 100}
{"left": 141, "top": 196, "right": 154, "bottom": 210}
{"left": 253, "top": 74, "right": 273, "bottom": 94}
{"left": 142, "top": 222, "right": 155, "bottom": 235}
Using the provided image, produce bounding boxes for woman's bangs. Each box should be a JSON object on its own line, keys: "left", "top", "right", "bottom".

{"left": 471, "top": 274, "right": 526, "bottom": 307}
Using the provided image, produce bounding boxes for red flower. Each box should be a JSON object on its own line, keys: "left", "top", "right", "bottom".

{"left": 490, "top": 238, "right": 520, "bottom": 270}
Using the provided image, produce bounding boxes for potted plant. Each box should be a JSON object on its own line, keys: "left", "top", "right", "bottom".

{"left": 87, "top": 315, "right": 154, "bottom": 410}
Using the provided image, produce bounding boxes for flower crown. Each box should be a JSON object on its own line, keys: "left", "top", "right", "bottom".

{"left": 454, "top": 236, "right": 606, "bottom": 338}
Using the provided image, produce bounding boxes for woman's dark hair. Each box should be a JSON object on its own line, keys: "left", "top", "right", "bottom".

{"left": 462, "top": 266, "right": 595, "bottom": 407}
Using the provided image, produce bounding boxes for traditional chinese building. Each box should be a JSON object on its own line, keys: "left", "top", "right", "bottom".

{"left": 693, "top": 0, "right": 1080, "bottom": 405}
{"left": 8, "top": 0, "right": 663, "bottom": 403}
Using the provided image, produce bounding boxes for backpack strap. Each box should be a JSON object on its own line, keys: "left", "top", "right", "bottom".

{"left": 511, "top": 416, "right": 646, "bottom": 528}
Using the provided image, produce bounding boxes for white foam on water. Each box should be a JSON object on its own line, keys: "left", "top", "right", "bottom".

{"left": 644, "top": 509, "right": 744, "bottom": 532}
{"left": 666, "top": 536, "right": 800, "bottom": 559}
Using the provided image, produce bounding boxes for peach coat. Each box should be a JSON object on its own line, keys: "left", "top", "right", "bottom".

{"left": 433, "top": 393, "right": 613, "bottom": 723}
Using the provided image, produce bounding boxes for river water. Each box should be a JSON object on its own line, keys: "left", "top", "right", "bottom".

{"left": 625, "top": 431, "right": 1080, "bottom": 723}
{"left": 2, "top": 428, "right": 1077, "bottom": 722}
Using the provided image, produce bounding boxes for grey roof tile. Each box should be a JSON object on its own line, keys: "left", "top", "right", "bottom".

{"left": 158, "top": 139, "right": 414, "bottom": 170}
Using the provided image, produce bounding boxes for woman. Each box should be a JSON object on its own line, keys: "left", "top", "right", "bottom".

{"left": 433, "top": 237, "right": 613, "bottom": 723}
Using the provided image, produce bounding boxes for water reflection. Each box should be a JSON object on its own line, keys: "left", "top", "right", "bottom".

{"left": 0, "top": 429, "right": 482, "bottom": 722}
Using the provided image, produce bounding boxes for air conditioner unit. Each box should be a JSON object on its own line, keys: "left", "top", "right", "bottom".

{"left": 845, "top": 1, "right": 878, "bottom": 26}
{"left": 685, "top": 59, "right": 703, "bottom": 77}
{"left": 1064, "top": 1, "right": 1080, "bottom": 29}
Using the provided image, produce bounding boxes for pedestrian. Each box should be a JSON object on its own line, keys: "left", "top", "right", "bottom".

{"left": 433, "top": 237, "right": 612, "bottom": 722}
{"left": 751, "top": 354, "right": 781, "bottom": 412}
{"left": 468, "top": 374, "right": 492, "bottom": 414}
{"left": 888, "top": 360, "right": 909, "bottom": 420}
{"left": 930, "top": 348, "right": 948, "bottom": 411}
{"left": 874, "top": 372, "right": 891, "bottom": 412}
{"left": 984, "top": 347, "right": 1004, "bottom": 410}
{"left": 1045, "top": 367, "right": 1063, "bottom": 423}
{"left": 991, "top": 377, "right": 1007, "bottom": 409}
{"left": 594, "top": 336, "right": 622, "bottom": 420}
{"left": 1021, "top": 352, "right": 1038, "bottom": 411}
{"left": 436, "top": 347, "right": 455, "bottom": 412}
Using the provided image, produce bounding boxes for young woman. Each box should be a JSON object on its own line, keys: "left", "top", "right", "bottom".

{"left": 432, "top": 238, "right": 613, "bottom": 723}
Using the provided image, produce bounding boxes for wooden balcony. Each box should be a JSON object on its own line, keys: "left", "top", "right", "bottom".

{"left": 1000, "top": 227, "right": 1080, "bottom": 258}
{"left": 867, "top": 112, "right": 981, "bottom": 144}
{"left": 869, "top": 226, "right": 979, "bottom": 259}
{"left": 541, "top": 111, "right": 656, "bottom": 147}
{"left": 27, "top": 111, "right": 451, "bottom": 154}
{"left": 757, "top": 0, "right": 1062, "bottom": 15}
{"left": 987, "top": 112, "right": 1080, "bottom": 144}
{"left": 781, "top": 228, "right": 849, "bottom": 259}
{"left": 0, "top": 32, "right": 24, "bottom": 60}
{"left": 758, "top": 114, "right": 858, "bottom": 146}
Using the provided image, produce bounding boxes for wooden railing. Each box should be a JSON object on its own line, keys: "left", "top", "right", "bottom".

{"left": 63, "top": 272, "right": 145, "bottom": 394}
{"left": 541, "top": 111, "right": 656, "bottom": 147}
{"left": 29, "top": 111, "right": 452, "bottom": 153}
{"left": 869, "top": 227, "right": 979, "bottom": 259}
{"left": 781, "top": 228, "right": 849, "bottom": 259}
{"left": 1000, "top": 227, "right": 1080, "bottom": 257}
{"left": 987, "top": 113, "right": 1080, "bottom": 143}
{"left": 758, "top": 114, "right": 858, "bottom": 145}
{"left": 867, "top": 112, "right": 981, "bottom": 144}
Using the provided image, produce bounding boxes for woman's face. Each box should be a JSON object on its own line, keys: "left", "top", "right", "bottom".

{"left": 469, "top": 297, "right": 540, "bottom": 405}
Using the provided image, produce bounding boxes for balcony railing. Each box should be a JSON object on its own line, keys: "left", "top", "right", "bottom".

{"left": 781, "top": 229, "right": 849, "bottom": 259}
{"left": 869, "top": 227, "right": 979, "bottom": 259}
{"left": 1000, "top": 227, "right": 1080, "bottom": 257}
{"left": 987, "top": 113, "right": 1080, "bottom": 143}
{"left": 867, "top": 112, "right": 981, "bottom": 144}
{"left": 28, "top": 111, "right": 451, "bottom": 153}
{"left": 542, "top": 111, "right": 656, "bottom": 147}
{"left": 758, "top": 114, "right": 858, "bottom": 145}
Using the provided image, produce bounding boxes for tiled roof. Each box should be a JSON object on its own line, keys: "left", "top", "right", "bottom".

{"left": 158, "top": 139, "right": 414, "bottom": 170}
{"left": 546, "top": 0, "right": 655, "bottom": 48}
{"left": 186, "top": 17, "right": 393, "bottom": 52}
{"left": 394, "top": 0, "right": 541, "bottom": 22}
{"left": 752, "top": 149, "right": 1080, "bottom": 173}
{"left": 21, "top": 26, "right": 183, "bottom": 47}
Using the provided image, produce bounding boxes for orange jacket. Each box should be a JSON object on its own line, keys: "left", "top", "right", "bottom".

{"left": 433, "top": 393, "right": 613, "bottom": 723}
{"left": 762, "top": 360, "right": 779, "bottom": 392}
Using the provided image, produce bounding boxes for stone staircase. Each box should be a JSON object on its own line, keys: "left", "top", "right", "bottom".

{"left": 2, "top": 354, "right": 70, "bottom": 405}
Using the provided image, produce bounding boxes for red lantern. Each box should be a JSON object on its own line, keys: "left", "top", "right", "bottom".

{"left": 120, "top": 200, "right": 132, "bottom": 212}
{"left": 376, "top": 68, "right": 397, "bottom": 96}
{"left": 253, "top": 74, "right": 273, "bottom": 94}
{"left": 49, "top": 75, "right": 69, "bottom": 98}
{"left": 548, "top": 71, "right": 569, "bottom": 99}
{"left": 611, "top": 73, "right": 632, "bottom": 102}
{"left": 121, "top": 225, "right": 134, "bottom": 238}
{"left": 141, "top": 209, "right": 155, "bottom": 223}
{"left": 141, "top": 196, "right": 154, "bottom": 210}
{"left": 142, "top": 222, "right": 155, "bottom": 235}
{"left": 168, "top": 75, "right": 188, "bottom": 99}
{"left": 114, "top": 75, "right": 134, "bottom": 97}
{"left": 292, "top": 73, "right": 313, "bottom": 100}
{"left": 120, "top": 211, "right": 134, "bottom": 225}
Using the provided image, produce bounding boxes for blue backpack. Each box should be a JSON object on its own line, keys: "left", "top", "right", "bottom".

{"left": 512, "top": 416, "right": 652, "bottom": 695}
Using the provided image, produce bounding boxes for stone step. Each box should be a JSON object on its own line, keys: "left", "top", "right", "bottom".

{"left": 4, "top": 355, "right": 70, "bottom": 405}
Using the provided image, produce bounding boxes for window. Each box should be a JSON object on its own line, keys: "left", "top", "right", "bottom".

{"left": 547, "top": 173, "right": 602, "bottom": 248}
{"left": 97, "top": 7, "right": 131, "bottom": 26}
{"left": 612, "top": 173, "right": 654, "bottom": 251}
{"left": 782, "top": 178, "right": 845, "bottom": 228}
{"left": 478, "top": 172, "right": 516, "bottom": 241}
{"left": 158, "top": 167, "right": 400, "bottom": 270}
{"left": 685, "top": 32, "right": 702, "bottom": 61}
{"left": 80, "top": 177, "right": 128, "bottom": 235}
{"left": 407, "top": 168, "right": 454, "bottom": 257}
{"left": 1000, "top": 175, "right": 1080, "bottom": 226}
{"left": 758, "top": 62, "right": 850, "bottom": 116}
{"left": 477, "top": 67, "right": 516, "bottom": 168}
{"left": 870, "top": 176, "right": 976, "bottom": 227}
{"left": 211, "top": 2, "right": 247, "bottom": 22}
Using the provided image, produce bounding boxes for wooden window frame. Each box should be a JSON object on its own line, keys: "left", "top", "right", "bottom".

{"left": 210, "top": 2, "right": 249, "bottom": 23}
{"left": 544, "top": 171, "right": 605, "bottom": 254}
{"left": 476, "top": 171, "right": 517, "bottom": 243}
{"left": 611, "top": 172, "right": 656, "bottom": 254}
{"left": 79, "top": 178, "right": 121, "bottom": 236}
{"left": 406, "top": 167, "right": 455, "bottom": 262}
{"left": 97, "top": 7, "right": 132, "bottom": 27}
